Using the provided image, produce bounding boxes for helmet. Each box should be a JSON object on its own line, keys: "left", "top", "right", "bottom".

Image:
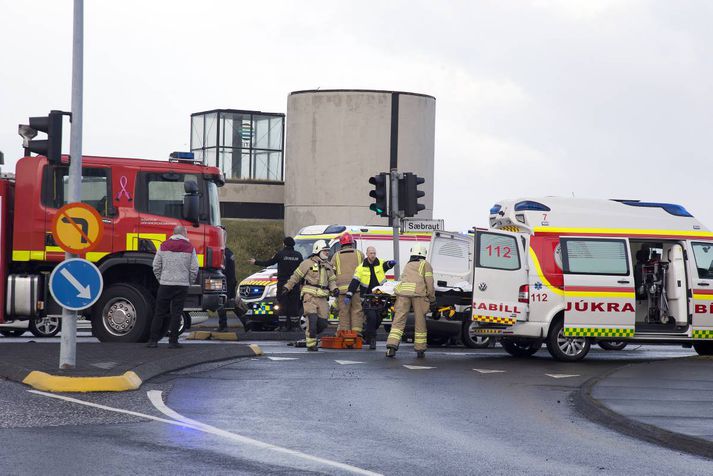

{"left": 312, "top": 239, "right": 329, "bottom": 255}
{"left": 410, "top": 244, "right": 427, "bottom": 258}
{"left": 339, "top": 232, "right": 355, "bottom": 246}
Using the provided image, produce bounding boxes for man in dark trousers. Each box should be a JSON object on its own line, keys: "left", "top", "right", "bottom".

{"left": 148, "top": 225, "right": 199, "bottom": 348}
{"left": 217, "top": 247, "right": 237, "bottom": 332}
{"left": 249, "top": 237, "right": 303, "bottom": 331}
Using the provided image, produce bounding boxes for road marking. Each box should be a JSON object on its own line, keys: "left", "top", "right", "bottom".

{"left": 267, "top": 356, "right": 299, "bottom": 361}
{"left": 473, "top": 368, "right": 506, "bottom": 374}
{"left": 147, "top": 391, "right": 381, "bottom": 476}
{"left": 27, "top": 389, "right": 380, "bottom": 476}
{"left": 335, "top": 360, "right": 364, "bottom": 365}
{"left": 403, "top": 365, "right": 435, "bottom": 370}
{"left": 545, "top": 373, "right": 580, "bottom": 379}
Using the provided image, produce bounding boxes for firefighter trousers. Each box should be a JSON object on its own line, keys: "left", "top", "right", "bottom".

{"left": 337, "top": 292, "right": 364, "bottom": 333}
{"left": 303, "top": 293, "right": 329, "bottom": 349}
{"left": 386, "top": 295, "right": 429, "bottom": 352}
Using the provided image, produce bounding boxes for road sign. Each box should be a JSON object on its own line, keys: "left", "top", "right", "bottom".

{"left": 400, "top": 218, "right": 445, "bottom": 233}
{"left": 51, "top": 202, "right": 104, "bottom": 254}
{"left": 49, "top": 258, "right": 103, "bottom": 311}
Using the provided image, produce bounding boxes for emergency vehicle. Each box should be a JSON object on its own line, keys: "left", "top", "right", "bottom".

{"left": 240, "top": 225, "right": 433, "bottom": 331}
{"left": 0, "top": 153, "right": 227, "bottom": 342}
{"left": 471, "top": 197, "right": 713, "bottom": 361}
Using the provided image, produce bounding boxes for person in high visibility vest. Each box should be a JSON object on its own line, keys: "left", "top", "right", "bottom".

{"left": 330, "top": 233, "right": 365, "bottom": 335}
{"left": 345, "top": 246, "right": 396, "bottom": 349}
{"left": 386, "top": 244, "right": 435, "bottom": 359}
{"left": 283, "top": 240, "right": 338, "bottom": 351}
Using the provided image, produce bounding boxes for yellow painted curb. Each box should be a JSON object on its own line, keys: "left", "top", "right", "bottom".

{"left": 187, "top": 331, "right": 213, "bottom": 340}
{"left": 210, "top": 332, "right": 238, "bottom": 341}
{"left": 249, "top": 344, "right": 263, "bottom": 356}
{"left": 22, "top": 370, "right": 142, "bottom": 393}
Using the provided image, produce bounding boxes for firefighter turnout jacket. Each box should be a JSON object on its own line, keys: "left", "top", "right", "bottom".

{"left": 395, "top": 257, "right": 435, "bottom": 302}
{"left": 284, "top": 255, "right": 337, "bottom": 298}
{"left": 331, "top": 248, "right": 364, "bottom": 293}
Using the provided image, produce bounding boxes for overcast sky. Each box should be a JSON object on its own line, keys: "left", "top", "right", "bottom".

{"left": 2, "top": 1, "right": 713, "bottom": 230}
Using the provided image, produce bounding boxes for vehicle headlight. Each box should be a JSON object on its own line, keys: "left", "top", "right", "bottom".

{"left": 204, "top": 278, "right": 225, "bottom": 291}
{"left": 266, "top": 285, "right": 277, "bottom": 298}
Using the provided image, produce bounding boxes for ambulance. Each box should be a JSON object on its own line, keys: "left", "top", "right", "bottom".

{"left": 471, "top": 197, "right": 713, "bottom": 361}
{"left": 239, "top": 225, "right": 434, "bottom": 330}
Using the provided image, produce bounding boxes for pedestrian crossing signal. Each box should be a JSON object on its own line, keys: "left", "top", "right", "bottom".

{"left": 369, "top": 173, "right": 389, "bottom": 217}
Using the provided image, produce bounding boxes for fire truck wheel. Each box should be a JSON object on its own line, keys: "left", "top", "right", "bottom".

{"left": 693, "top": 342, "right": 713, "bottom": 356}
{"left": 546, "top": 318, "right": 591, "bottom": 362}
{"left": 501, "top": 339, "right": 541, "bottom": 357}
{"left": 29, "top": 316, "right": 61, "bottom": 337}
{"left": 597, "top": 341, "right": 628, "bottom": 351}
{"left": 0, "top": 329, "right": 26, "bottom": 337}
{"left": 462, "top": 320, "right": 494, "bottom": 349}
{"left": 92, "top": 283, "right": 155, "bottom": 343}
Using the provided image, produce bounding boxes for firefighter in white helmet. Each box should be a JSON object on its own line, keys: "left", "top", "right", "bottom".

{"left": 283, "top": 240, "right": 338, "bottom": 351}
{"left": 385, "top": 244, "right": 435, "bottom": 358}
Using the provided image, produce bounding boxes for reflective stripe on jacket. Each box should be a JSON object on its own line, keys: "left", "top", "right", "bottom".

{"left": 284, "top": 255, "right": 336, "bottom": 298}
{"left": 331, "top": 248, "right": 364, "bottom": 292}
{"left": 395, "top": 258, "right": 435, "bottom": 300}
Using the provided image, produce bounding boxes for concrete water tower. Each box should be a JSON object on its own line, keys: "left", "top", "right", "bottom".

{"left": 284, "top": 89, "right": 435, "bottom": 236}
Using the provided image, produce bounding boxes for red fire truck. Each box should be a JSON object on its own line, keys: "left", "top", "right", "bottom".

{"left": 0, "top": 152, "right": 227, "bottom": 342}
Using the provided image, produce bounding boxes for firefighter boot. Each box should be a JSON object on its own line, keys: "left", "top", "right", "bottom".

{"left": 307, "top": 346, "right": 319, "bottom": 352}
{"left": 416, "top": 350, "right": 425, "bottom": 359}
{"left": 369, "top": 336, "right": 377, "bottom": 350}
{"left": 385, "top": 345, "right": 397, "bottom": 358}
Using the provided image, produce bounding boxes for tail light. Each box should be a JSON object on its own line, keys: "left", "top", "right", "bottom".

{"left": 518, "top": 284, "right": 529, "bottom": 303}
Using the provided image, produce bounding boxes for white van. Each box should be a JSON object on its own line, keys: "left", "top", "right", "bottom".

{"left": 471, "top": 197, "right": 713, "bottom": 361}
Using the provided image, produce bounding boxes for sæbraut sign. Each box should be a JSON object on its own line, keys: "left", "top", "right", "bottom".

{"left": 401, "top": 219, "right": 445, "bottom": 233}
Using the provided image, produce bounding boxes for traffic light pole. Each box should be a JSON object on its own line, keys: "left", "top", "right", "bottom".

{"left": 60, "top": 0, "right": 84, "bottom": 369}
{"left": 390, "top": 169, "right": 401, "bottom": 278}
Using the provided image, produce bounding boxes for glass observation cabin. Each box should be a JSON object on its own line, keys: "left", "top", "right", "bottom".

{"left": 190, "top": 109, "right": 285, "bottom": 182}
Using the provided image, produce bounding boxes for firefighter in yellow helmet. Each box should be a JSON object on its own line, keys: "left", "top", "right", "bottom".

{"left": 386, "top": 244, "right": 435, "bottom": 358}
{"left": 331, "top": 232, "right": 365, "bottom": 334}
{"left": 283, "top": 240, "right": 338, "bottom": 351}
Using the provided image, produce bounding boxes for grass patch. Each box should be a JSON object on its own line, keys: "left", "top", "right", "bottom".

{"left": 224, "top": 219, "right": 285, "bottom": 282}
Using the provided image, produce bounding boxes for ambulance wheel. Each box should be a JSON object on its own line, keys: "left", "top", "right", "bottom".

{"left": 501, "top": 339, "right": 541, "bottom": 357}
{"left": 92, "top": 283, "right": 154, "bottom": 343}
{"left": 546, "top": 319, "right": 591, "bottom": 362}
{"left": 29, "top": 316, "right": 61, "bottom": 337}
{"left": 598, "top": 341, "right": 628, "bottom": 351}
{"left": 693, "top": 342, "right": 713, "bottom": 356}
{"left": 0, "top": 329, "right": 26, "bottom": 337}
{"left": 462, "top": 320, "right": 495, "bottom": 349}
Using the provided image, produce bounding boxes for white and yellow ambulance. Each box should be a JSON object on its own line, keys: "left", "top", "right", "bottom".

{"left": 471, "top": 197, "right": 713, "bottom": 361}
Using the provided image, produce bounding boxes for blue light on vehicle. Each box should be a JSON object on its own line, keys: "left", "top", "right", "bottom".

{"left": 514, "top": 201, "right": 551, "bottom": 212}
{"left": 489, "top": 204, "right": 502, "bottom": 214}
{"left": 253, "top": 287, "right": 261, "bottom": 293}
{"left": 170, "top": 151, "right": 195, "bottom": 160}
{"left": 615, "top": 200, "right": 693, "bottom": 217}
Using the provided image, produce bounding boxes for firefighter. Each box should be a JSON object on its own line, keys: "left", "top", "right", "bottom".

{"left": 385, "top": 244, "right": 435, "bottom": 359}
{"left": 331, "top": 233, "right": 365, "bottom": 335}
{"left": 283, "top": 240, "right": 338, "bottom": 351}
{"left": 345, "top": 246, "right": 396, "bottom": 350}
{"left": 249, "top": 237, "right": 303, "bottom": 331}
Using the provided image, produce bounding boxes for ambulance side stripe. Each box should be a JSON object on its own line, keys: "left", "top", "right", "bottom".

{"left": 528, "top": 248, "right": 564, "bottom": 296}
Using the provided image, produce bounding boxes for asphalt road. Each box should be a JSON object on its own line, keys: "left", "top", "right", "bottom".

{"left": 1, "top": 341, "right": 712, "bottom": 475}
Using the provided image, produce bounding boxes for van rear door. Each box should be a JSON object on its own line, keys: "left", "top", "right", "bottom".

{"left": 428, "top": 231, "right": 473, "bottom": 289}
{"left": 689, "top": 241, "right": 713, "bottom": 338}
{"left": 560, "top": 237, "right": 635, "bottom": 338}
{"left": 471, "top": 229, "right": 529, "bottom": 325}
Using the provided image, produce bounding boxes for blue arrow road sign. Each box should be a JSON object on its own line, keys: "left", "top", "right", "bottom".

{"left": 49, "top": 258, "right": 104, "bottom": 311}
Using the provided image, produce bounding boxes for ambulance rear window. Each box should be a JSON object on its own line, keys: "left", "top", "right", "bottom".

{"left": 476, "top": 232, "right": 520, "bottom": 271}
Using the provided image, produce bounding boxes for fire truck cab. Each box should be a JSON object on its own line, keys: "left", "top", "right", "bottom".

{"left": 472, "top": 197, "right": 713, "bottom": 361}
{"left": 0, "top": 154, "right": 227, "bottom": 342}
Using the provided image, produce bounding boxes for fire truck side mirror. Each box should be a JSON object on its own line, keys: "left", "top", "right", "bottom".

{"left": 182, "top": 180, "right": 200, "bottom": 226}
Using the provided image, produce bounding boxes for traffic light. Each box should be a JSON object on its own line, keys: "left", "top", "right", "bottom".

{"left": 23, "top": 110, "right": 64, "bottom": 163}
{"left": 399, "top": 172, "right": 426, "bottom": 217}
{"left": 369, "top": 173, "right": 389, "bottom": 217}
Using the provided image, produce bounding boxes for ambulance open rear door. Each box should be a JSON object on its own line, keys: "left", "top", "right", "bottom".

{"left": 559, "top": 237, "right": 636, "bottom": 339}
{"left": 471, "top": 229, "right": 529, "bottom": 326}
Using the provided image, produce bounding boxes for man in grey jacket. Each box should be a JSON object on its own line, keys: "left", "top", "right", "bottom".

{"left": 147, "top": 225, "right": 199, "bottom": 348}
